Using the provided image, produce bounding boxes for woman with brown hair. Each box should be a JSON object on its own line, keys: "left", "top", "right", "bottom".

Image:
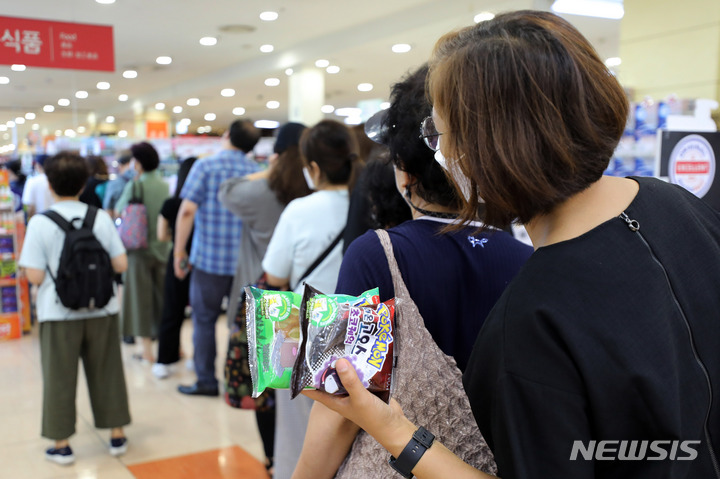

{"left": 303, "top": 10, "right": 720, "bottom": 479}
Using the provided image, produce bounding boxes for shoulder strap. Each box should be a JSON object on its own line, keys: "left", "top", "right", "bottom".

{"left": 375, "top": 229, "right": 411, "bottom": 301}
{"left": 82, "top": 205, "right": 98, "bottom": 230}
{"left": 294, "top": 226, "right": 346, "bottom": 290}
{"left": 42, "top": 210, "right": 73, "bottom": 233}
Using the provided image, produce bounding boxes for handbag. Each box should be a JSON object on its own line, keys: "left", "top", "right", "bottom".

{"left": 223, "top": 226, "right": 346, "bottom": 410}
{"left": 117, "top": 182, "right": 148, "bottom": 250}
{"left": 334, "top": 229, "right": 498, "bottom": 477}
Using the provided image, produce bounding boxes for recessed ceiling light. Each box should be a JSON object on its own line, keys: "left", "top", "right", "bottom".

{"left": 605, "top": 57, "right": 622, "bottom": 67}
{"left": 260, "top": 44, "right": 274, "bottom": 53}
{"left": 335, "top": 107, "right": 362, "bottom": 117}
{"left": 474, "top": 12, "right": 495, "bottom": 23}
{"left": 14, "top": 117, "right": 25, "bottom": 124}
{"left": 25, "top": 112, "right": 36, "bottom": 120}
{"left": 155, "top": 102, "right": 166, "bottom": 110}
{"left": 326, "top": 65, "right": 340, "bottom": 74}
{"left": 315, "top": 59, "right": 329, "bottom": 68}
{"left": 6, "top": 121, "right": 15, "bottom": 127}
{"left": 187, "top": 98, "right": 200, "bottom": 106}
{"left": 391, "top": 44, "right": 411, "bottom": 53}
{"left": 321, "top": 105, "right": 335, "bottom": 114}
{"left": 285, "top": 68, "right": 293, "bottom": 76}
{"left": 118, "top": 130, "right": 128, "bottom": 138}
{"left": 75, "top": 90, "right": 89, "bottom": 99}
{"left": 0, "top": 76, "right": 8, "bottom": 84}
{"left": 380, "top": 102, "right": 391, "bottom": 110}
{"left": 57, "top": 98, "right": 71, "bottom": 107}
{"left": 64, "top": 129, "right": 76, "bottom": 137}
{"left": 11, "top": 64, "right": 26, "bottom": 71}
{"left": 264, "top": 78, "right": 280, "bottom": 87}
{"left": 199, "top": 36, "right": 218, "bottom": 46}
{"left": 118, "top": 94, "right": 128, "bottom": 101}
{"left": 266, "top": 101, "right": 280, "bottom": 109}
{"left": 357, "top": 83, "right": 373, "bottom": 92}
{"left": 97, "top": 81, "right": 110, "bottom": 90}
{"left": 254, "top": 120, "right": 279, "bottom": 129}
{"left": 156, "top": 56, "right": 172, "bottom": 65}
{"left": 173, "top": 106, "right": 183, "bottom": 114}
{"left": 43, "top": 105, "right": 55, "bottom": 112}
{"left": 0, "top": 126, "right": 6, "bottom": 132}
{"left": 123, "top": 70, "right": 137, "bottom": 79}
{"left": 344, "top": 116, "right": 363, "bottom": 125}
{"left": 232, "top": 107, "right": 246, "bottom": 116}
{"left": 259, "top": 11, "right": 279, "bottom": 21}
{"left": 180, "top": 118, "right": 191, "bottom": 125}
{"left": 221, "top": 88, "right": 236, "bottom": 97}
{"left": 77, "top": 126, "right": 86, "bottom": 133}
{"left": 54, "top": 130, "right": 62, "bottom": 136}
{"left": 106, "top": 116, "right": 115, "bottom": 123}
{"left": 96, "top": 0, "right": 116, "bottom": 4}
{"left": 31, "top": 124, "right": 39, "bottom": 130}
{"left": 204, "top": 113, "right": 216, "bottom": 121}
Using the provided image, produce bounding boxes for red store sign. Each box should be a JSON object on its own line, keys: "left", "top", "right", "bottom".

{"left": 0, "top": 15, "right": 114, "bottom": 72}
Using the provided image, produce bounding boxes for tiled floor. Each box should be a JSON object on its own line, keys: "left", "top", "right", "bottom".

{"left": 0, "top": 318, "right": 269, "bottom": 479}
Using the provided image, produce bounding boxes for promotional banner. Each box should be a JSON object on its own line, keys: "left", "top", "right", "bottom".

{"left": 0, "top": 15, "right": 114, "bottom": 71}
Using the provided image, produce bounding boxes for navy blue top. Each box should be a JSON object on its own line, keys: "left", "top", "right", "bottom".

{"left": 335, "top": 217, "right": 533, "bottom": 371}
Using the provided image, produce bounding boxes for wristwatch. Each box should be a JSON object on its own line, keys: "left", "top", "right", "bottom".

{"left": 388, "top": 427, "right": 435, "bottom": 478}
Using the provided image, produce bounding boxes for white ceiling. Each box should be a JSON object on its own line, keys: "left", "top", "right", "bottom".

{"left": 0, "top": 0, "right": 621, "bottom": 145}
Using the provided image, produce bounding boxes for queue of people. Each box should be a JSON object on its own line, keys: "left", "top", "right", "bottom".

{"left": 11, "top": 9, "right": 720, "bottom": 479}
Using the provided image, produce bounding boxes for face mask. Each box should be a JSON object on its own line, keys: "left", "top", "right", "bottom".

{"left": 303, "top": 167, "right": 316, "bottom": 190}
{"left": 434, "top": 141, "right": 473, "bottom": 202}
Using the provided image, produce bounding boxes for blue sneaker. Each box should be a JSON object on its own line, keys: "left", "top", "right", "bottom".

{"left": 109, "top": 437, "right": 127, "bottom": 457}
{"left": 45, "top": 446, "right": 74, "bottom": 465}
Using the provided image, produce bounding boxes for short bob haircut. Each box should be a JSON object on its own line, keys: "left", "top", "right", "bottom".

{"left": 130, "top": 141, "right": 160, "bottom": 172}
{"left": 228, "top": 119, "right": 261, "bottom": 153}
{"left": 428, "top": 10, "right": 629, "bottom": 228}
{"left": 44, "top": 151, "right": 90, "bottom": 197}
{"left": 300, "top": 120, "right": 359, "bottom": 186}
{"left": 269, "top": 123, "right": 312, "bottom": 205}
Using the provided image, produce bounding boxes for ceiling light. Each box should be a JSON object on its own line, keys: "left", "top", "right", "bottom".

{"left": 11, "top": 64, "right": 26, "bottom": 71}
{"left": 254, "top": 120, "right": 279, "bottom": 129}
{"left": 221, "top": 88, "right": 236, "bottom": 97}
{"left": 357, "top": 83, "right": 373, "bottom": 92}
{"left": 344, "top": 116, "right": 363, "bottom": 126}
{"left": 259, "top": 11, "right": 279, "bottom": 21}
{"left": 285, "top": 68, "right": 293, "bottom": 76}
{"left": 75, "top": 90, "right": 88, "bottom": 99}
{"left": 187, "top": 98, "right": 200, "bottom": 106}
{"left": 326, "top": 66, "right": 340, "bottom": 74}
{"left": 197, "top": 126, "right": 206, "bottom": 134}
{"left": 118, "top": 94, "right": 128, "bottom": 102}
{"left": 204, "top": 113, "right": 216, "bottom": 121}
{"left": 123, "top": 70, "right": 137, "bottom": 79}
{"left": 95, "top": 0, "right": 115, "bottom": 4}
{"left": 605, "top": 57, "right": 622, "bottom": 67}
{"left": 155, "top": 102, "right": 166, "bottom": 110}
{"left": 380, "top": 102, "right": 391, "bottom": 110}
{"left": 43, "top": 105, "right": 55, "bottom": 112}
{"left": 6, "top": 121, "right": 15, "bottom": 127}
{"left": 156, "top": 56, "right": 172, "bottom": 65}
{"left": 266, "top": 101, "right": 280, "bottom": 109}
{"left": 32, "top": 124, "right": 39, "bottom": 130}
{"left": 77, "top": 126, "right": 86, "bottom": 133}
{"left": 173, "top": 106, "right": 183, "bottom": 114}
{"left": 118, "top": 130, "right": 128, "bottom": 138}
{"left": 58, "top": 98, "right": 70, "bottom": 106}
{"left": 106, "top": 116, "right": 115, "bottom": 123}
{"left": 391, "top": 44, "right": 411, "bottom": 53}
{"left": 315, "top": 59, "right": 329, "bottom": 68}
{"left": 0, "top": 126, "right": 6, "bottom": 132}
{"left": 232, "top": 107, "right": 246, "bottom": 116}
{"left": 335, "top": 107, "right": 362, "bottom": 117}
{"left": 474, "top": 12, "right": 495, "bottom": 23}
{"left": 25, "top": 112, "right": 36, "bottom": 120}
{"left": 260, "top": 44, "right": 274, "bottom": 53}
{"left": 97, "top": 81, "right": 110, "bottom": 90}
{"left": 14, "top": 117, "right": 25, "bottom": 124}
{"left": 54, "top": 130, "right": 62, "bottom": 136}
{"left": 199, "top": 36, "right": 218, "bottom": 46}
{"left": 551, "top": 0, "right": 624, "bottom": 19}
{"left": 0, "top": 77, "right": 9, "bottom": 84}
{"left": 65, "top": 129, "right": 77, "bottom": 137}
{"left": 264, "top": 78, "right": 280, "bottom": 87}
{"left": 321, "top": 105, "right": 335, "bottom": 114}
{"left": 180, "top": 118, "right": 191, "bottom": 125}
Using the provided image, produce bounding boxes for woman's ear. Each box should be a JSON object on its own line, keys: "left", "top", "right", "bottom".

{"left": 393, "top": 166, "right": 413, "bottom": 193}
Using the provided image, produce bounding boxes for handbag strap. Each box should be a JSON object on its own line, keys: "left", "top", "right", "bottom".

{"left": 131, "top": 181, "right": 143, "bottom": 203}
{"left": 293, "top": 226, "right": 346, "bottom": 290}
{"left": 375, "top": 229, "right": 411, "bottom": 302}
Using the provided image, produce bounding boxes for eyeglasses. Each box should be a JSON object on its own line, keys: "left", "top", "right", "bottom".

{"left": 419, "top": 116, "right": 443, "bottom": 151}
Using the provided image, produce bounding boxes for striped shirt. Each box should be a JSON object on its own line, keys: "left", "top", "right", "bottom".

{"left": 180, "top": 149, "right": 260, "bottom": 275}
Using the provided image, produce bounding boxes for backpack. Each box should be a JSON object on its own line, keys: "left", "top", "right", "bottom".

{"left": 43, "top": 206, "right": 115, "bottom": 310}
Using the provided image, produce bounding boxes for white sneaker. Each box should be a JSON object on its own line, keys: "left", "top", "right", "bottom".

{"left": 45, "top": 446, "right": 75, "bottom": 465}
{"left": 151, "top": 363, "right": 171, "bottom": 379}
{"left": 109, "top": 437, "right": 128, "bottom": 457}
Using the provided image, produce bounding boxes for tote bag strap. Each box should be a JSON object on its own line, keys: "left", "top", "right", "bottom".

{"left": 374, "top": 229, "right": 411, "bottom": 302}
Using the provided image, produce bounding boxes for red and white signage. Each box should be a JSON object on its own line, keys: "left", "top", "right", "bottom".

{"left": 669, "top": 134, "right": 716, "bottom": 198}
{"left": 0, "top": 15, "right": 114, "bottom": 72}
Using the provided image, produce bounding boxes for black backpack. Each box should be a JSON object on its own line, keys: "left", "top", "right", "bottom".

{"left": 43, "top": 206, "right": 115, "bottom": 310}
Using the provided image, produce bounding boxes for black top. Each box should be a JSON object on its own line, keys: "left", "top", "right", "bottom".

{"left": 160, "top": 197, "right": 191, "bottom": 252}
{"left": 336, "top": 218, "right": 533, "bottom": 371}
{"left": 464, "top": 177, "right": 720, "bottom": 479}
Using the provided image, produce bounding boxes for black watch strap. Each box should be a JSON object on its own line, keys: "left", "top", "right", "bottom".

{"left": 388, "top": 427, "right": 435, "bottom": 478}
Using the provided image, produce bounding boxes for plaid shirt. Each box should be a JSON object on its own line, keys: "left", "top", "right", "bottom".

{"left": 180, "top": 149, "right": 260, "bottom": 275}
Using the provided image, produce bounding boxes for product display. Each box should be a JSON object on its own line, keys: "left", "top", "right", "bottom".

{"left": 290, "top": 284, "right": 394, "bottom": 402}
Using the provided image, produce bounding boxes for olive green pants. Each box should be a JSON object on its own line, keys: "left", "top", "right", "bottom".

{"left": 39, "top": 314, "right": 131, "bottom": 440}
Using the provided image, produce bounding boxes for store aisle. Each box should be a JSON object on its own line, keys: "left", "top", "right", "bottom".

{"left": 0, "top": 318, "right": 269, "bottom": 479}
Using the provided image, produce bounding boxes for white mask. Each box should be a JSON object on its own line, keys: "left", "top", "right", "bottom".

{"left": 303, "top": 167, "right": 316, "bottom": 190}
{"left": 434, "top": 140, "right": 473, "bottom": 202}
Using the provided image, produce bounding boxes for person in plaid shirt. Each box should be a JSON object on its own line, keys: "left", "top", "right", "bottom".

{"left": 174, "top": 119, "right": 261, "bottom": 396}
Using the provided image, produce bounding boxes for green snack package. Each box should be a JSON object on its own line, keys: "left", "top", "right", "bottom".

{"left": 246, "top": 285, "right": 379, "bottom": 397}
